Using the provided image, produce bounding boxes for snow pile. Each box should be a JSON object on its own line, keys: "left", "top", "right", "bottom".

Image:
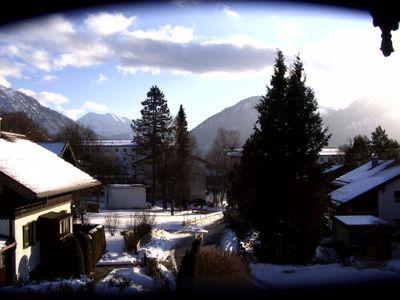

{"left": 95, "top": 267, "right": 156, "bottom": 294}
{"left": 97, "top": 234, "right": 137, "bottom": 266}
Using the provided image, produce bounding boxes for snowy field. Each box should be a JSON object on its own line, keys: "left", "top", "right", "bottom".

{"left": 2, "top": 204, "right": 400, "bottom": 295}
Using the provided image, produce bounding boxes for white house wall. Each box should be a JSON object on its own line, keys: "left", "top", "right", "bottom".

{"left": 107, "top": 186, "right": 146, "bottom": 209}
{"left": 13, "top": 202, "right": 71, "bottom": 282}
{"left": 378, "top": 178, "right": 400, "bottom": 222}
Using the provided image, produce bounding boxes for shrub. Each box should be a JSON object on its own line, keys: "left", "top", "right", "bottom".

{"left": 193, "top": 246, "right": 251, "bottom": 290}
{"left": 75, "top": 231, "right": 94, "bottom": 274}
{"left": 176, "top": 236, "right": 202, "bottom": 291}
{"left": 223, "top": 207, "right": 251, "bottom": 239}
{"left": 123, "top": 211, "right": 155, "bottom": 253}
{"left": 58, "top": 235, "right": 85, "bottom": 278}
{"left": 74, "top": 224, "right": 106, "bottom": 272}
{"left": 89, "top": 225, "right": 106, "bottom": 263}
{"left": 123, "top": 223, "right": 152, "bottom": 252}
{"left": 104, "top": 212, "right": 120, "bottom": 236}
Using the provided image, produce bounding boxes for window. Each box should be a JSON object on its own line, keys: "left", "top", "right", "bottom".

{"left": 22, "top": 221, "right": 36, "bottom": 248}
{"left": 115, "top": 148, "right": 119, "bottom": 152}
{"left": 394, "top": 191, "right": 400, "bottom": 203}
{"left": 123, "top": 148, "right": 127, "bottom": 152}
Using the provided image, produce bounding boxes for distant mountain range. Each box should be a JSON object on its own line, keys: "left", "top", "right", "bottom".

{"left": 77, "top": 112, "right": 133, "bottom": 140}
{"left": 190, "top": 95, "right": 400, "bottom": 156}
{"left": 0, "top": 85, "right": 74, "bottom": 136}
{"left": 2, "top": 84, "right": 400, "bottom": 154}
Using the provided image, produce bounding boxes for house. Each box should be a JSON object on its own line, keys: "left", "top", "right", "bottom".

{"left": 85, "top": 140, "right": 137, "bottom": 184}
{"left": 317, "top": 147, "right": 345, "bottom": 165}
{"left": 333, "top": 215, "right": 392, "bottom": 260}
{"left": 135, "top": 155, "right": 207, "bottom": 203}
{"left": 105, "top": 184, "right": 147, "bottom": 209}
{"left": 329, "top": 159, "right": 400, "bottom": 226}
{"left": 36, "top": 141, "right": 78, "bottom": 166}
{"left": 0, "top": 131, "right": 100, "bottom": 285}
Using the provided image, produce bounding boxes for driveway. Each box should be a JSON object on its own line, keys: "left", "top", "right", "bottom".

{"left": 173, "top": 218, "right": 226, "bottom": 270}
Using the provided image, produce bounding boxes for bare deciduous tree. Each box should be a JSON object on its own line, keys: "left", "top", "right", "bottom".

{"left": 206, "top": 128, "right": 241, "bottom": 205}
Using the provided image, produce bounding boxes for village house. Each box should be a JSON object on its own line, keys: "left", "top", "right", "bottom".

{"left": 0, "top": 131, "right": 100, "bottom": 286}
{"left": 36, "top": 141, "right": 78, "bottom": 166}
{"left": 85, "top": 139, "right": 137, "bottom": 184}
{"left": 135, "top": 155, "right": 207, "bottom": 203}
{"left": 329, "top": 158, "right": 400, "bottom": 227}
{"left": 317, "top": 147, "right": 345, "bottom": 165}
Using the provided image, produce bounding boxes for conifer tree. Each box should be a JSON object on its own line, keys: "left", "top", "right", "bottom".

{"left": 169, "top": 105, "right": 195, "bottom": 214}
{"left": 371, "top": 125, "right": 400, "bottom": 159}
{"left": 132, "top": 86, "right": 173, "bottom": 205}
{"left": 231, "top": 50, "right": 330, "bottom": 264}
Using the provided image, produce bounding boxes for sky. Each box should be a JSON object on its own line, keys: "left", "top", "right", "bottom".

{"left": 0, "top": 1, "right": 399, "bottom": 130}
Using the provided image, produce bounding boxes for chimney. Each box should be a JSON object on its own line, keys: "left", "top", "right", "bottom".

{"left": 371, "top": 153, "right": 379, "bottom": 168}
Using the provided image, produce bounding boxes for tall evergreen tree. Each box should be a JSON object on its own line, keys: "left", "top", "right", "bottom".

{"left": 169, "top": 105, "right": 195, "bottom": 214}
{"left": 132, "top": 85, "right": 172, "bottom": 205}
{"left": 341, "top": 134, "right": 372, "bottom": 168}
{"left": 371, "top": 125, "right": 400, "bottom": 159}
{"left": 230, "top": 50, "right": 330, "bottom": 264}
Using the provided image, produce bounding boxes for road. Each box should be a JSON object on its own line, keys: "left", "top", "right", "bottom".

{"left": 173, "top": 218, "right": 227, "bottom": 271}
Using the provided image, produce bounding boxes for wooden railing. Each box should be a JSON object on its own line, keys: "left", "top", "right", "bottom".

{"left": 182, "top": 211, "right": 223, "bottom": 225}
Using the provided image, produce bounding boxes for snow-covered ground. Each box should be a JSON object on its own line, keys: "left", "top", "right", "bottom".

{"left": 2, "top": 204, "right": 400, "bottom": 295}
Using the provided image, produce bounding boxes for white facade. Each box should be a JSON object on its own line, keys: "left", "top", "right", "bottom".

{"left": 106, "top": 184, "right": 147, "bottom": 209}
{"left": 13, "top": 202, "right": 71, "bottom": 282}
{"left": 378, "top": 178, "right": 400, "bottom": 222}
{"left": 318, "top": 148, "right": 345, "bottom": 164}
{"left": 87, "top": 140, "right": 139, "bottom": 183}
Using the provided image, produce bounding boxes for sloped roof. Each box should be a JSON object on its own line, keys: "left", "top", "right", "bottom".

{"left": 330, "top": 160, "right": 400, "bottom": 205}
{"left": 334, "top": 215, "right": 386, "bottom": 226}
{"left": 37, "top": 141, "right": 67, "bottom": 156}
{"left": 0, "top": 135, "right": 100, "bottom": 199}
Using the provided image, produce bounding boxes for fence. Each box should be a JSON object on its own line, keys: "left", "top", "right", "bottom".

{"left": 182, "top": 211, "right": 223, "bottom": 225}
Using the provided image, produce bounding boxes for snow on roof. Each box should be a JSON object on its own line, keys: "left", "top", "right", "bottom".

{"left": 334, "top": 215, "right": 386, "bottom": 226}
{"left": 324, "top": 164, "right": 343, "bottom": 173}
{"left": 319, "top": 148, "right": 344, "bottom": 156}
{"left": 36, "top": 141, "right": 66, "bottom": 156}
{"left": 0, "top": 137, "right": 100, "bottom": 199}
{"left": 330, "top": 160, "right": 400, "bottom": 204}
{"left": 86, "top": 140, "right": 135, "bottom": 147}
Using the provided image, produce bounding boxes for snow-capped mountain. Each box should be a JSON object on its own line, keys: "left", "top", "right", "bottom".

{"left": 0, "top": 84, "right": 74, "bottom": 135}
{"left": 77, "top": 112, "right": 133, "bottom": 139}
{"left": 190, "top": 95, "right": 400, "bottom": 157}
{"left": 191, "top": 96, "right": 260, "bottom": 156}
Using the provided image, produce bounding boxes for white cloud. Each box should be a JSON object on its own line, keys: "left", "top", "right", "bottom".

{"left": 91, "top": 73, "right": 108, "bottom": 85}
{"left": 0, "top": 59, "right": 23, "bottom": 88}
{"left": 54, "top": 44, "right": 111, "bottom": 68}
{"left": 85, "top": 12, "right": 135, "bottom": 35}
{"left": 18, "top": 88, "right": 36, "bottom": 97}
{"left": 63, "top": 101, "right": 108, "bottom": 120}
{"left": 82, "top": 101, "right": 108, "bottom": 111}
{"left": 18, "top": 89, "right": 70, "bottom": 107}
{"left": 115, "top": 35, "right": 276, "bottom": 75}
{"left": 202, "top": 34, "right": 269, "bottom": 49}
{"left": 129, "top": 25, "right": 194, "bottom": 43}
{"left": 0, "top": 77, "right": 11, "bottom": 88}
{"left": 42, "top": 74, "right": 58, "bottom": 81}
{"left": 221, "top": 4, "right": 240, "bottom": 20}
{"left": 276, "top": 22, "right": 301, "bottom": 44}
{"left": 63, "top": 109, "right": 85, "bottom": 120}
